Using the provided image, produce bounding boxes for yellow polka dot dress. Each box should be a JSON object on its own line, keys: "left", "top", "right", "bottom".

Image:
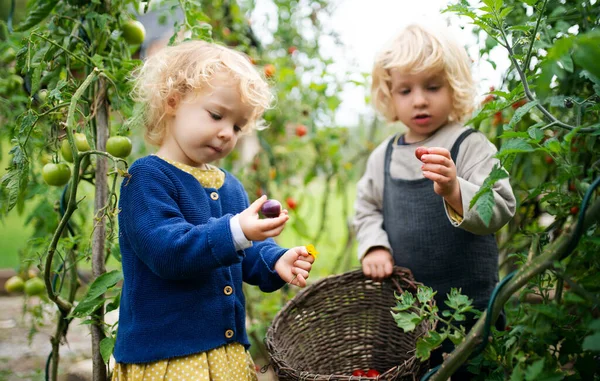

{"left": 112, "top": 157, "right": 258, "bottom": 381}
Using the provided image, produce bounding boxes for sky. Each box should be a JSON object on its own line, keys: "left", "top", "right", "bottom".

{"left": 253, "top": 0, "right": 511, "bottom": 126}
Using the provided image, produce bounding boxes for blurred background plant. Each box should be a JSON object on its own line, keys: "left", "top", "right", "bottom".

{"left": 0, "top": 0, "right": 599, "bottom": 380}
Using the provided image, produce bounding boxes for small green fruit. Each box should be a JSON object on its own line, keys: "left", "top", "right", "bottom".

{"left": 24, "top": 277, "right": 45, "bottom": 296}
{"left": 121, "top": 20, "right": 146, "bottom": 45}
{"left": 74, "top": 133, "right": 91, "bottom": 152}
{"left": 106, "top": 136, "right": 133, "bottom": 158}
{"left": 42, "top": 163, "right": 71, "bottom": 186}
{"left": 61, "top": 139, "right": 74, "bottom": 162}
{"left": 4, "top": 276, "right": 25, "bottom": 293}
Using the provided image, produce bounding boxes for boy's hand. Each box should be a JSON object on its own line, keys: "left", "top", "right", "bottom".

{"left": 419, "top": 147, "right": 463, "bottom": 214}
{"left": 239, "top": 195, "right": 289, "bottom": 241}
{"left": 362, "top": 247, "right": 393, "bottom": 281}
{"left": 274, "top": 246, "right": 314, "bottom": 287}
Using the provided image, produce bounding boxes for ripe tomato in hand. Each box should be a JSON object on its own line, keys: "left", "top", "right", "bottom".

{"left": 415, "top": 147, "right": 428, "bottom": 161}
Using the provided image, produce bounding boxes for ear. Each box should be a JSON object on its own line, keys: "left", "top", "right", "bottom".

{"left": 165, "top": 94, "right": 180, "bottom": 116}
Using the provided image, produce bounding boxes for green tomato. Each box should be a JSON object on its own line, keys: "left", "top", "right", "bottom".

{"left": 74, "top": 133, "right": 91, "bottom": 151}
{"left": 61, "top": 139, "right": 74, "bottom": 163}
{"left": 24, "top": 277, "right": 45, "bottom": 296}
{"left": 121, "top": 20, "right": 146, "bottom": 45}
{"left": 4, "top": 276, "right": 25, "bottom": 293}
{"left": 42, "top": 163, "right": 71, "bottom": 186}
{"left": 1, "top": 47, "right": 16, "bottom": 64}
{"left": 38, "top": 89, "right": 48, "bottom": 103}
{"left": 106, "top": 136, "right": 133, "bottom": 158}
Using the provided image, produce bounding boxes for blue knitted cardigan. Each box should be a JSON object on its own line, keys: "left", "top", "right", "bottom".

{"left": 113, "top": 155, "right": 287, "bottom": 364}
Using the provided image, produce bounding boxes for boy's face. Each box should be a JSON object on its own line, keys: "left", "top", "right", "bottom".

{"left": 159, "top": 75, "right": 253, "bottom": 168}
{"left": 390, "top": 69, "right": 453, "bottom": 143}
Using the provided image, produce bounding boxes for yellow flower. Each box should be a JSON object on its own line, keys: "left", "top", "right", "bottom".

{"left": 305, "top": 244, "right": 318, "bottom": 259}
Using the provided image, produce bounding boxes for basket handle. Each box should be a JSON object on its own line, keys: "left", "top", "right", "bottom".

{"left": 390, "top": 266, "right": 419, "bottom": 294}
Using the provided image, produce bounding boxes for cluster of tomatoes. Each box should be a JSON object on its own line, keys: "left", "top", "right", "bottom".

{"left": 351, "top": 368, "right": 381, "bottom": 378}
{"left": 42, "top": 133, "right": 132, "bottom": 187}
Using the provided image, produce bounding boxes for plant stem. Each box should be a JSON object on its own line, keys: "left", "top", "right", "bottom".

{"left": 498, "top": 25, "right": 595, "bottom": 133}
{"left": 429, "top": 197, "right": 600, "bottom": 381}
{"left": 91, "top": 76, "right": 109, "bottom": 381}
{"left": 524, "top": 0, "right": 548, "bottom": 73}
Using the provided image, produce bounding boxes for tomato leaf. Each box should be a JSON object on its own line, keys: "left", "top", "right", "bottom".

{"left": 15, "top": 0, "right": 59, "bottom": 32}
{"left": 100, "top": 337, "right": 115, "bottom": 364}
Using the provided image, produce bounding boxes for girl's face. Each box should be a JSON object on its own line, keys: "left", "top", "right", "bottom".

{"left": 158, "top": 75, "right": 253, "bottom": 168}
{"left": 390, "top": 69, "right": 453, "bottom": 143}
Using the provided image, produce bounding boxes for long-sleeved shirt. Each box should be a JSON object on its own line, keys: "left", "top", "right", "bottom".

{"left": 353, "top": 122, "right": 516, "bottom": 260}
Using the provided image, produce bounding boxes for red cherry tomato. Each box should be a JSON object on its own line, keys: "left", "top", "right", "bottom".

{"left": 352, "top": 369, "right": 366, "bottom": 377}
{"left": 366, "top": 369, "right": 380, "bottom": 378}
{"left": 415, "top": 147, "right": 428, "bottom": 161}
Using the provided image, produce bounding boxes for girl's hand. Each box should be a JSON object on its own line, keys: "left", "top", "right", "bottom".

{"left": 362, "top": 247, "right": 393, "bottom": 282}
{"left": 419, "top": 147, "right": 463, "bottom": 214}
{"left": 239, "top": 195, "right": 289, "bottom": 241}
{"left": 274, "top": 246, "right": 315, "bottom": 287}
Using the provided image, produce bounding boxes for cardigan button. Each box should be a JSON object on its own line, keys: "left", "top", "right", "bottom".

{"left": 225, "top": 329, "right": 234, "bottom": 339}
{"left": 210, "top": 192, "right": 219, "bottom": 200}
{"left": 224, "top": 286, "right": 233, "bottom": 295}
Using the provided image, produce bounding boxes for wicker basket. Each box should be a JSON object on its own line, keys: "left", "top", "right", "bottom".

{"left": 265, "top": 267, "right": 435, "bottom": 380}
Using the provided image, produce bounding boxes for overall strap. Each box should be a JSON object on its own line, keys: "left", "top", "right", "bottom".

{"left": 450, "top": 128, "right": 478, "bottom": 163}
{"left": 383, "top": 134, "right": 399, "bottom": 177}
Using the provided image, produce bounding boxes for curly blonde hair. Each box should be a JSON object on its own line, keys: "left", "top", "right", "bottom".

{"left": 131, "top": 40, "right": 273, "bottom": 146}
{"left": 371, "top": 24, "right": 476, "bottom": 123}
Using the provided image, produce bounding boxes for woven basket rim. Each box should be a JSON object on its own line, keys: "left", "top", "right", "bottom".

{"left": 265, "top": 266, "right": 436, "bottom": 380}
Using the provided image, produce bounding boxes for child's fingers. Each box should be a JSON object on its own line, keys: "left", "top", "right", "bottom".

{"left": 293, "top": 259, "right": 312, "bottom": 271}
{"left": 422, "top": 171, "right": 450, "bottom": 184}
{"left": 292, "top": 267, "right": 310, "bottom": 280}
{"left": 256, "top": 214, "right": 289, "bottom": 230}
{"left": 421, "top": 163, "right": 453, "bottom": 176}
{"left": 248, "top": 195, "right": 268, "bottom": 213}
{"left": 293, "top": 273, "right": 307, "bottom": 287}
{"left": 424, "top": 147, "right": 451, "bottom": 159}
{"left": 420, "top": 154, "right": 452, "bottom": 168}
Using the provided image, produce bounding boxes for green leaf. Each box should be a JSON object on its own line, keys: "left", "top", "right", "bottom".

{"left": 15, "top": 0, "right": 59, "bottom": 32}
{"left": 415, "top": 331, "right": 445, "bottom": 360}
{"left": 527, "top": 123, "right": 545, "bottom": 141}
{"left": 70, "top": 296, "right": 105, "bottom": 318}
{"left": 416, "top": 286, "right": 435, "bottom": 304}
{"left": 84, "top": 270, "right": 123, "bottom": 301}
{"left": 573, "top": 33, "right": 600, "bottom": 79}
{"left": 510, "top": 366, "right": 525, "bottom": 381}
{"left": 391, "top": 311, "right": 422, "bottom": 332}
{"left": 474, "top": 189, "right": 495, "bottom": 227}
{"left": 507, "top": 100, "right": 539, "bottom": 129}
{"left": 496, "top": 139, "right": 535, "bottom": 159}
{"left": 582, "top": 332, "right": 600, "bottom": 351}
{"left": 100, "top": 337, "right": 115, "bottom": 364}
{"left": 19, "top": 110, "right": 39, "bottom": 136}
{"left": 525, "top": 358, "right": 544, "bottom": 381}
{"left": 469, "top": 165, "right": 509, "bottom": 218}
{"left": 499, "top": 6, "right": 513, "bottom": 19}
{"left": 392, "top": 291, "right": 416, "bottom": 312}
